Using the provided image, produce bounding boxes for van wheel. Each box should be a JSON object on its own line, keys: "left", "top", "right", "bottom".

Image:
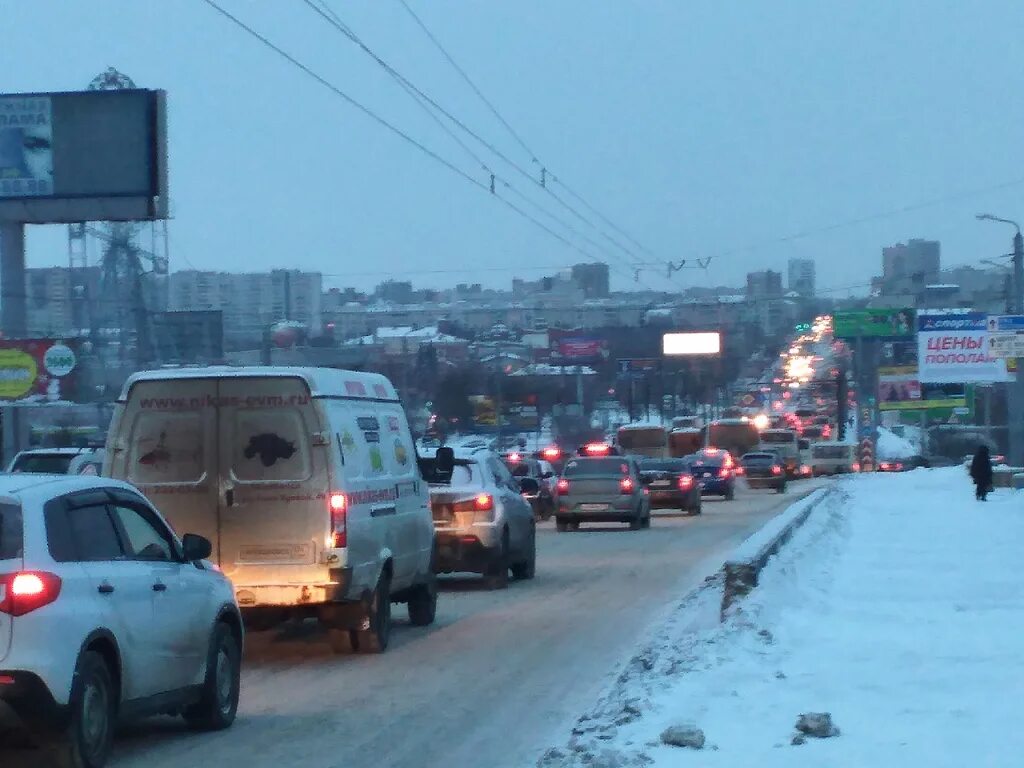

{"left": 511, "top": 526, "right": 536, "bottom": 580}
{"left": 183, "top": 622, "right": 241, "bottom": 731}
{"left": 407, "top": 576, "right": 438, "bottom": 626}
{"left": 484, "top": 531, "right": 509, "bottom": 589}
{"left": 355, "top": 571, "right": 392, "bottom": 653}
{"left": 47, "top": 651, "right": 115, "bottom": 768}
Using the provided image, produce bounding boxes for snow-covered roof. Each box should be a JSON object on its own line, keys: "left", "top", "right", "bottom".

{"left": 509, "top": 364, "right": 597, "bottom": 377}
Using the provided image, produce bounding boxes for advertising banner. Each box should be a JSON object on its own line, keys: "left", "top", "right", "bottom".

{"left": 548, "top": 329, "right": 609, "bottom": 362}
{"left": 917, "top": 312, "right": 1011, "bottom": 383}
{"left": 0, "top": 95, "right": 53, "bottom": 198}
{"left": 0, "top": 338, "right": 78, "bottom": 400}
{"left": 878, "top": 366, "right": 967, "bottom": 411}
{"left": 469, "top": 395, "right": 497, "bottom": 427}
{"left": 833, "top": 308, "right": 915, "bottom": 340}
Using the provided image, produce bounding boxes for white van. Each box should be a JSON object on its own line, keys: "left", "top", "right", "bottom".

{"left": 104, "top": 366, "right": 436, "bottom": 653}
{"left": 808, "top": 441, "right": 857, "bottom": 475}
{"left": 757, "top": 428, "right": 801, "bottom": 477}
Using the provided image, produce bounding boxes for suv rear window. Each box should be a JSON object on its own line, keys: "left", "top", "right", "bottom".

{"left": 10, "top": 454, "right": 74, "bottom": 474}
{"left": 564, "top": 458, "right": 630, "bottom": 476}
{"left": 0, "top": 503, "right": 23, "bottom": 559}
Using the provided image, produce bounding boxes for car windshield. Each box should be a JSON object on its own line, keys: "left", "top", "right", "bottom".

{"left": 0, "top": 503, "right": 22, "bottom": 560}
{"left": 563, "top": 458, "right": 629, "bottom": 476}
{"left": 9, "top": 453, "right": 75, "bottom": 474}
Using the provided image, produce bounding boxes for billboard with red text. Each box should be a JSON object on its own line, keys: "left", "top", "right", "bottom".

{"left": 917, "top": 312, "right": 1011, "bottom": 383}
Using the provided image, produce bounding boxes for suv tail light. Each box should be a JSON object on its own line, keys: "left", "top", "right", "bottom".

{"left": 329, "top": 493, "right": 347, "bottom": 548}
{"left": 619, "top": 477, "right": 635, "bottom": 494}
{"left": 678, "top": 475, "right": 694, "bottom": 490}
{"left": 771, "top": 465, "right": 782, "bottom": 476}
{"left": 556, "top": 478, "right": 570, "bottom": 494}
{"left": 0, "top": 572, "right": 62, "bottom": 617}
{"left": 718, "top": 467, "right": 731, "bottom": 479}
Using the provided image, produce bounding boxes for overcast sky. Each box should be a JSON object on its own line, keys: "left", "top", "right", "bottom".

{"left": 5, "top": 0, "right": 1024, "bottom": 295}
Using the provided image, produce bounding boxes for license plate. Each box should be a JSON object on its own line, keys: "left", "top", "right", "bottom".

{"left": 703, "top": 472, "right": 712, "bottom": 478}
{"left": 580, "top": 503, "right": 609, "bottom": 511}
{"left": 650, "top": 480, "right": 670, "bottom": 487}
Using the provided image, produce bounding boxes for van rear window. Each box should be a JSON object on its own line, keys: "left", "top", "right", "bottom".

{"left": 129, "top": 412, "right": 205, "bottom": 484}
{"left": 0, "top": 503, "right": 23, "bottom": 560}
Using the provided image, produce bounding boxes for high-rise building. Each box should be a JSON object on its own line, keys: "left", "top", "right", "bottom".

{"left": 25, "top": 266, "right": 101, "bottom": 337}
{"left": 571, "top": 262, "right": 611, "bottom": 298}
{"left": 787, "top": 258, "right": 816, "bottom": 297}
{"left": 376, "top": 280, "right": 414, "bottom": 305}
{"left": 880, "top": 239, "right": 940, "bottom": 296}
{"left": 746, "top": 269, "right": 784, "bottom": 300}
{"left": 169, "top": 269, "right": 322, "bottom": 343}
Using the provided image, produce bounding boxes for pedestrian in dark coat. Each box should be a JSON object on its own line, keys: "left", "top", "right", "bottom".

{"left": 970, "top": 445, "right": 993, "bottom": 501}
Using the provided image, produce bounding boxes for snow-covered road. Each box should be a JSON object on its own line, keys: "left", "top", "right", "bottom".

{"left": 570, "top": 468, "right": 1024, "bottom": 768}
{"left": 1, "top": 480, "right": 828, "bottom": 768}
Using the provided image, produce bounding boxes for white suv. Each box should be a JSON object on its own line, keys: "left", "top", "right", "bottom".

{"left": 0, "top": 475, "right": 242, "bottom": 768}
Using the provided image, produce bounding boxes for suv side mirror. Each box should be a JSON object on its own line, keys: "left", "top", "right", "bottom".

{"left": 435, "top": 446, "right": 455, "bottom": 476}
{"left": 182, "top": 533, "right": 213, "bottom": 562}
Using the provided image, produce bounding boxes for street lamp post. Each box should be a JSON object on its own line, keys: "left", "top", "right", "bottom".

{"left": 976, "top": 213, "right": 1024, "bottom": 466}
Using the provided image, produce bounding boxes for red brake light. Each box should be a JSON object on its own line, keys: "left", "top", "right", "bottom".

{"left": 474, "top": 493, "right": 493, "bottom": 511}
{"left": 508, "top": 452, "right": 521, "bottom": 463}
{"left": 556, "top": 478, "right": 570, "bottom": 493}
{"left": 542, "top": 446, "right": 561, "bottom": 460}
{"left": 619, "top": 477, "right": 635, "bottom": 494}
{"left": 678, "top": 475, "right": 694, "bottom": 490}
{"left": 329, "top": 493, "right": 347, "bottom": 548}
{"left": 718, "top": 467, "right": 731, "bottom": 478}
{"left": 0, "top": 572, "right": 62, "bottom": 617}
{"left": 585, "top": 443, "right": 611, "bottom": 455}
{"left": 771, "top": 465, "right": 782, "bottom": 475}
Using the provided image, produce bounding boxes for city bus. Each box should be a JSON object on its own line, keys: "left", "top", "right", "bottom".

{"left": 617, "top": 424, "right": 669, "bottom": 458}
{"left": 706, "top": 418, "right": 760, "bottom": 459}
{"left": 669, "top": 428, "right": 704, "bottom": 458}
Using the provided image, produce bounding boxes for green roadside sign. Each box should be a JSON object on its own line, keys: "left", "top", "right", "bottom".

{"left": 833, "top": 309, "right": 915, "bottom": 340}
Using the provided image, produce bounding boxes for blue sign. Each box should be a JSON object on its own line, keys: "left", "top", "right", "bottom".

{"left": 918, "top": 312, "right": 988, "bottom": 332}
{"left": 988, "top": 315, "right": 1024, "bottom": 333}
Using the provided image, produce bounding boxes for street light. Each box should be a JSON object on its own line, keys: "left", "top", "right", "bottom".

{"left": 976, "top": 213, "right": 1023, "bottom": 314}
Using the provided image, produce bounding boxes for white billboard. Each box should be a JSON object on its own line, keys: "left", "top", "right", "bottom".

{"left": 917, "top": 312, "right": 1011, "bottom": 383}
{"left": 663, "top": 331, "right": 721, "bottom": 356}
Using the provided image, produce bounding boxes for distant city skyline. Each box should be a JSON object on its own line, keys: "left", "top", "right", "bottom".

{"left": 6, "top": 1, "right": 1024, "bottom": 295}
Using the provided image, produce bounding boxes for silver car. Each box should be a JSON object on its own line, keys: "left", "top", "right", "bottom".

{"left": 425, "top": 447, "right": 537, "bottom": 589}
{"left": 555, "top": 455, "right": 651, "bottom": 532}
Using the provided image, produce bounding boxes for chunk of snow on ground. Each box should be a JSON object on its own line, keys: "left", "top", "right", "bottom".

{"left": 876, "top": 426, "right": 916, "bottom": 459}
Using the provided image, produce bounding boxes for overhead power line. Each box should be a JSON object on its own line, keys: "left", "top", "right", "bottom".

{"left": 302, "top": 0, "right": 652, "bottom": 283}
{"left": 199, "top": 0, "right": 640, "bottom": 285}
{"left": 394, "top": 0, "right": 657, "bottom": 261}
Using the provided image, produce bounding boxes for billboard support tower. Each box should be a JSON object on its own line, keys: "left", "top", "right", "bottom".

{"left": 0, "top": 222, "right": 26, "bottom": 337}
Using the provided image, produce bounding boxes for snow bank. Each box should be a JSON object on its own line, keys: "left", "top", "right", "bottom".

{"left": 727, "top": 487, "right": 829, "bottom": 562}
{"left": 569, "top": 470, "right": 1024, "bottom": 767}
{"left": 876, "top": 426, "right": 916, "bottom": 459}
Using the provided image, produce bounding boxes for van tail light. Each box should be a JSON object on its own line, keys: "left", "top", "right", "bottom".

{"left": 678, "top": 475, "right": 694, "bottom": 491}
{"left": 329, "top": 493, "right": 347, "bottom": 548}
{"left": 619, "top": 477, "right": 635, "bottom": 494}
{"left": 0, "top": 572, "right": 62, "bottom": 617}
{"left": 557, "top": 478, "right": 570, "bottom": 494}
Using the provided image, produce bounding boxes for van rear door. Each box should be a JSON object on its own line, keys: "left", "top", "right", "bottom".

{"left": 107, "top": 379, "right": 219, "bottom": 550}
{"left": 216, "top": 377, "right": 330, "bottom": 596}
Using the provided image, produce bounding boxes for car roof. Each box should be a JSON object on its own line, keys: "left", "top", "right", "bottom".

{"left": 13, "top": 448, "right": 89, "bottom": 457}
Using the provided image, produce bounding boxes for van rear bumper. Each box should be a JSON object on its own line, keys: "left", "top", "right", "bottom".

{"left": 233, "top": 567, "right": 354, "bottom": 608}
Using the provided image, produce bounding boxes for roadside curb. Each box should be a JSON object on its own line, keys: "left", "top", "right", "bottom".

{"left": 720, "top": 486, "right": 834, "bottom": 617}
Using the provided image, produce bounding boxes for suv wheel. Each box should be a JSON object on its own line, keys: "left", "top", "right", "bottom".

{"left": 48, "top": 651, "right": 115, "bottom": 768}
{"left": 484, "top": 530, "right": 510, "bottom": 589}
{"left": 356, "top": 571, "right": 392, "bottom": 653}
{"left": 407, "top": 575, "right": 438, "bottom": 626}
{"left": 511, "top": 526, "right": 536, "bottom": 580}
{"left": 184, "top": 622, "right": 241, "bottom": 731}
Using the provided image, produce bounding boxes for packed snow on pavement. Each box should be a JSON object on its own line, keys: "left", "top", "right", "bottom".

{"left": 539, "top": 468, "right": 1024, "bottom": 768}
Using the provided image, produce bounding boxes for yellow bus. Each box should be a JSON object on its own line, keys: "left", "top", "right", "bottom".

{"left": 617, "top": 424, "right": 669, "bottom": 458}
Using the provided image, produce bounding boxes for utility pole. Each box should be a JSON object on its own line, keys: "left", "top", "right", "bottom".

{"left": 977, "top": 214, "right": 1024, "bottom": 465}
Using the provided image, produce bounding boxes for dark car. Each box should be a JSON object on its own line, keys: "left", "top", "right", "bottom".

{"left": 740, "top": 451, "right": 787, "bottom": 492}
{"left": 687, "top": 449, "right": 737, "bottom": 500}
{"left": 638, "top": 458, "right": 702, "bottom": 515}
{"left": 504, "top": 455, "right": 556, "bottom": 520}
{"left": 555, "top": 456, "right": 651, "bottom": 532}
